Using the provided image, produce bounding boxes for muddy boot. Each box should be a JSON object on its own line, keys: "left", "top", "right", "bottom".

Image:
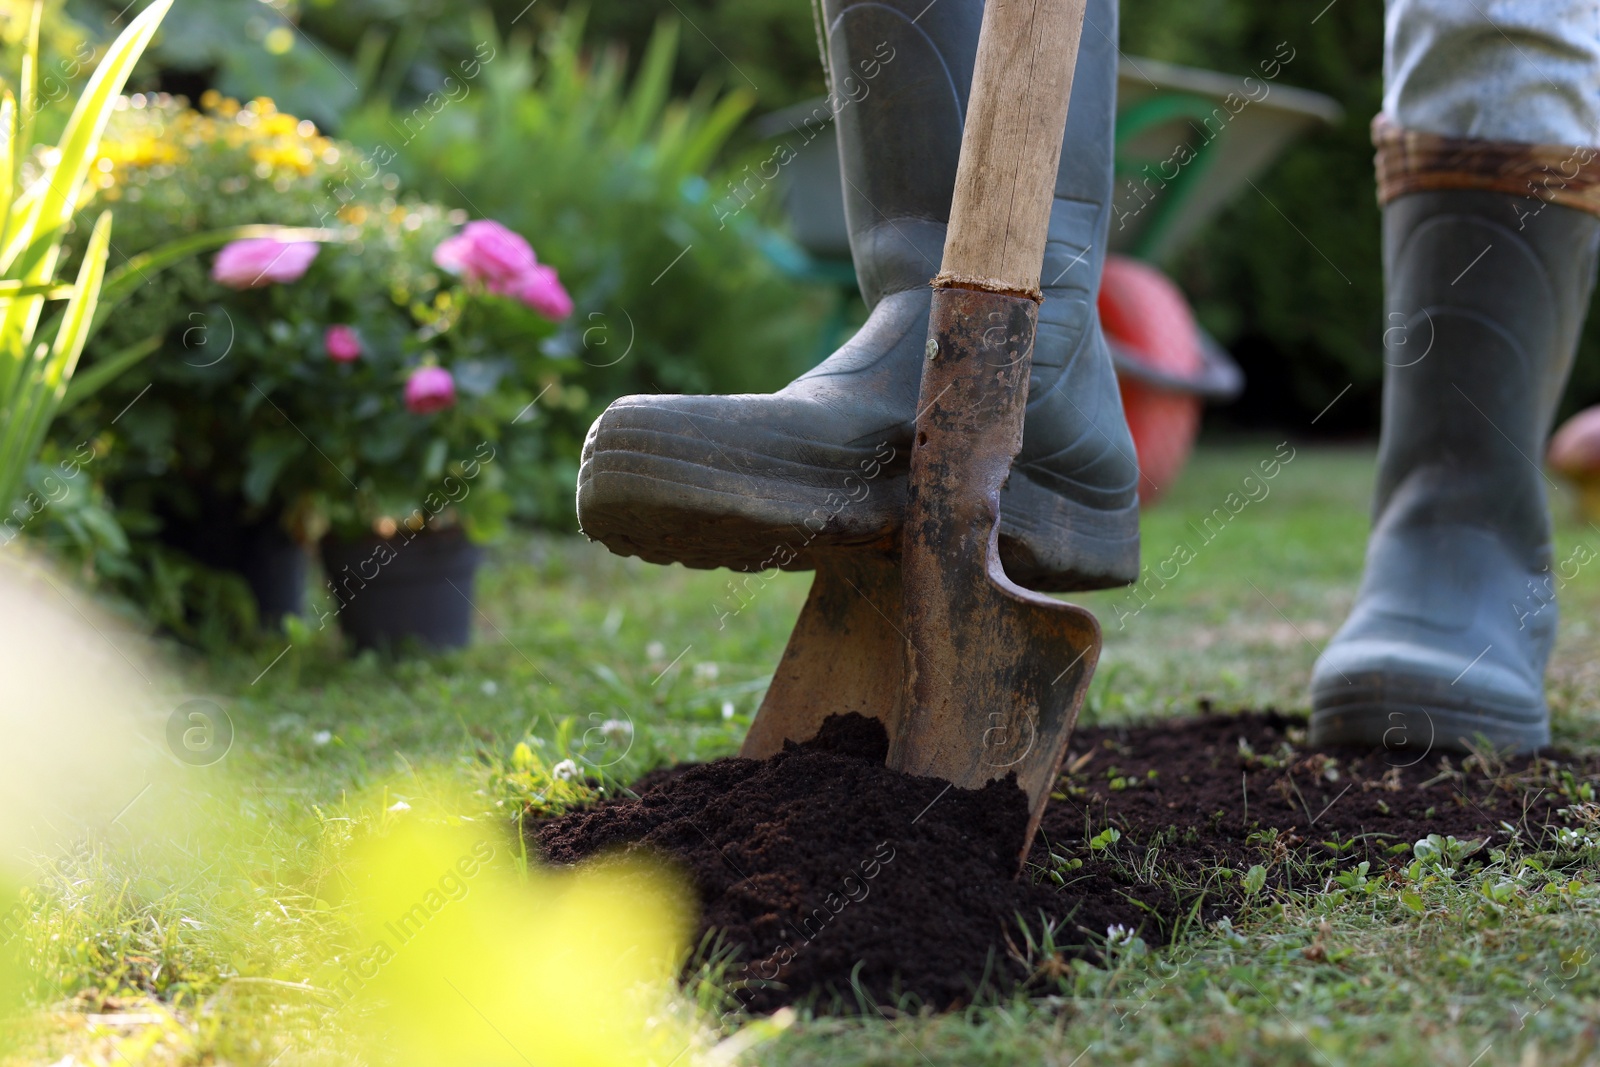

{"left": 1311, "top": 181, "right": 1600, "bottom": 754}
{"left": 575, "top": 0, "right": 1138, "bottom": 591}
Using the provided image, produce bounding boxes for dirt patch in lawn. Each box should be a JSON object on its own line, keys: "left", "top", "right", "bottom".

{"left": 533, "top": 709, "right": 1599, "bottom": 1013}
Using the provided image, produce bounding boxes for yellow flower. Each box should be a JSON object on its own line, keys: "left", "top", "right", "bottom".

{"left": 260, "top": 112, "right": 297, "bottom": 137}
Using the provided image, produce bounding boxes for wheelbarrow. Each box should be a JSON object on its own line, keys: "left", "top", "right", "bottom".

{"left": 753, "top": 54, "right": 1341, "bottom": 500}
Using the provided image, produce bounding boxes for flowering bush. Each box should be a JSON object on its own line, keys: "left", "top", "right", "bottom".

{"left": 340, "top": 14, "right": 837, "bottom": 522}
{"left": 46, "top": 93, "right": 579, "bottom": 641}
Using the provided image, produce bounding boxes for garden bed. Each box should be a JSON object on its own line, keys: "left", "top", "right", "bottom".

{"left": 537, "top": 709, "right": 1600, "bottom": 1013}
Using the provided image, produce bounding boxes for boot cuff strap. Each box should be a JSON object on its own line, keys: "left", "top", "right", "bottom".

{"left": 1372, "top": 114, "right": 1600, "bottom": 218}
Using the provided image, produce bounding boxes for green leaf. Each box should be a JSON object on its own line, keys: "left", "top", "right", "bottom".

{"left": 15, "top": 0, "right": 40, "bottom": 184}
{"left": 614, "top": 19, "right": 677, "bottom": 149}
{"left": 1400, "top": 890, "right": 1425, "bottom": 915}
{"left": 0, "top": 211, "right": 110, "bottom": 514}
{"left": 422, "top": 437, "right": 448, "bottom": 481}
{"left": 3, "top": 0, "right": 173, "bottom": 280}
{"left": 0, "top": 0, "right": 170, "bottom": 512}
{"left": 57, "top": 333, "right": 163, "bottom": 412}
{"left": 0, "top": 92, "right": 15, "bottom": 262}
{"left": 1242, "top": 864, "right": 1267, "bottom": 895}
{"left": 1089, "top": 827, "right": 1121, "bottom": 853}
{"left": 96, "top": 225, "right": 341, "bottom": 320}
{"left": 46, "top": 211, "right": 112, "bottom": 389}
{"left": 0, "top": 281, "right": 77, "bottom": 300}
{"left": 243, "top": 432, "right": 302, "bottom": 506}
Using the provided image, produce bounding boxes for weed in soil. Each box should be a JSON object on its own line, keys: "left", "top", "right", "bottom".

{"left": 533, "top": 709, "right": 1600, "bottom": 1014}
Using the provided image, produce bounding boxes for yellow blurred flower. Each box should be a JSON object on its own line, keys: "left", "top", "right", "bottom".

{"left": 336, "top": 821, "right": 703, "bottom": 1067}
{"left": 94, "top": 92, "right": 339, "bottom": 186}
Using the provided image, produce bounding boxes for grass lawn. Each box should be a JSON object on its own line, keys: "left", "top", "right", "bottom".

{"left": 9, "top": 441, "right": 1600, "bottom": 1065}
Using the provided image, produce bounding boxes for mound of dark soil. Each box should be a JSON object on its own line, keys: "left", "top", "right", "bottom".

{"left": 534, "top": 709, "right": 1599, "bottom": 1013}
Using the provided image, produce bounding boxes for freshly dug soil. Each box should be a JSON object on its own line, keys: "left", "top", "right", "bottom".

{"left": 534, "top": 709, "right": 1599, "bottom": 1013}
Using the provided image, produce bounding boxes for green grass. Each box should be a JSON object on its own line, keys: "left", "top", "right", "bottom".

{"left": 8, "top": 442, "right": 1600, "bottom": 1065}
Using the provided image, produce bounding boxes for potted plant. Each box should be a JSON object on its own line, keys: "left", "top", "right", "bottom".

{"left": 51, "top": 95, "right": 573, "bottom": 648}
{"left": 297, "top": 218, "right": 573, "bottom": 651}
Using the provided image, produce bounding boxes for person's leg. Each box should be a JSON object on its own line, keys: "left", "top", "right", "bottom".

{"left": 575, "top": 0, "right": 1138, "bottom": 592}
{"left": 1383, "top": 0, "right": 1600, "bottom": 146}
{"left": 1310, "top": 0, "right": 1600, "bottom": 752}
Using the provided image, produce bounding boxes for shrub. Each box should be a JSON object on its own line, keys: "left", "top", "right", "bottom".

{"left": 47, "top": 94, "right": 573, "bottom": 643}
{"left": 338, "top": 12, "right": 834, "bottom": 523}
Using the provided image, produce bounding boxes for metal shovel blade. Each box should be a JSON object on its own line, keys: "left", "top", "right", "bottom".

{"left": 888, "top": 287, "right": 1102, "bottom": 861}
{"left": 739, "top": 551, "right": 903, "bottom": 760}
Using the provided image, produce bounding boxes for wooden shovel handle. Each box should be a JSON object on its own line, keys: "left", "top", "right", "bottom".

{"left": 934, "top": 0, "right": 1088, "bottom": 299}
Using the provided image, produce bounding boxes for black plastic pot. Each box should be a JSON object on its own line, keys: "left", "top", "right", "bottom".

{"left": 154, "top": 495, "right": 308, "bottom": 628}
{"left": 240, "top": 524, "right": 310, "bottom": 628}
{"left": 319, "top": 527, "right": 483, "bottom": 651}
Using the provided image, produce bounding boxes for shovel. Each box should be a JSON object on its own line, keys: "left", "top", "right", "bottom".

{"left": 742, "top": 0, "right": 1102, "bottom": 866}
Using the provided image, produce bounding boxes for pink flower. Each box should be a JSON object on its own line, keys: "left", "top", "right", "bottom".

{"left": 433, "top": 219, "right": 575, "bottom": 318}
{"left": 324, "top": 325, "right": 362, "bottom": 362}
{"left": 511, "top": 264, "right": 573, "bottom": 321}
{"left": 405, "top": 366, "right": 456, "bottom": 414}
{"left": 212, "top": 239, "right": 319, "bottom": 289}
{"left": 432, "top": 220, "right": 537, "bottom": 288}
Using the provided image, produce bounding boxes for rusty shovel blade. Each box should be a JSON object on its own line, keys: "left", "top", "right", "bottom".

{"left": 740, "top": 550, "right": 904, "bottom": 760}
{"left": 887, "top": 286, "right": 1102, "bottom": 865}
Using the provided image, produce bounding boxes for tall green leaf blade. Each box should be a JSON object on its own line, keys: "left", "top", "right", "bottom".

{"left": 56, "top": 332, "right": 160, "bottom": 412}
{"left": 0, "top": 93, "right": 15, "bottom": 266}
{"left": 0, "top": 0, "right": 167, "bottom": 513}
{"left": 15, "top": 0, "right": 40, "bottom": 191}
{"left": 614, "top": 19, "right": 677, "bottom": 148}
{"left": 47, "top": 210, "right": 113, "bottom": 387}
{"left": 0, "top": 92, "right": 15, "bottom": 417}
{"left": 0, "top": 211, "right": 110, "bottom": 510}
{"left": 14, "top": 0, "right": 173, "bottom": 286}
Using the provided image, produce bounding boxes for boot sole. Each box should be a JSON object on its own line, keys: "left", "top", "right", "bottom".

{"left": 1309, "top": 674, "right": 1549, "bottom": 755}
{"left": 577, "top": 411, "right": 1139, "bottom": 592}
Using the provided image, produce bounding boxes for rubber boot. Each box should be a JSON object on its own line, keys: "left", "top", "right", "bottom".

{"left": 1310, "top": 190, "right": 1600, "bottom": 754}
{"left": 575, "top": 0, "right": 1139, "bottom": 592}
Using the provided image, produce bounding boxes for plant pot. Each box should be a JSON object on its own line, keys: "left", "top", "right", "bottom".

{"left": 319, "top": 527, "right": 483, "bottom": 651}
{"left": 240, "top": 524, "right": 310, "bottom": 628}
{"left": 154, "top": 492, "right": 308, "bottom": 627}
